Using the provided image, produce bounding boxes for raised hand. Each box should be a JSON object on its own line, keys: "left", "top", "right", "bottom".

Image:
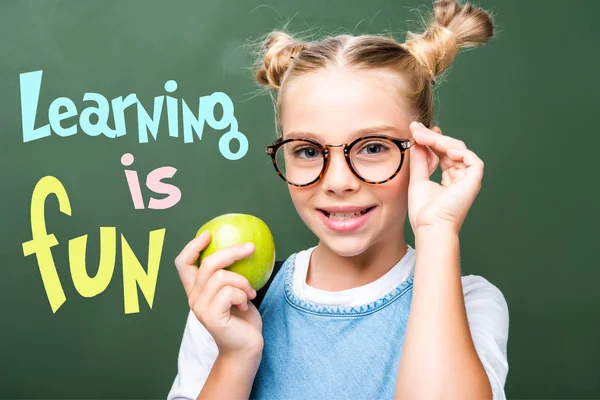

{"left": 407, "top": 121, "right": 485, "bottom": 235}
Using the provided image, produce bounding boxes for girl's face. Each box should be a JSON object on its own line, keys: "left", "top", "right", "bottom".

{"left": 280, "top": 68, "right": 414, "bottom": 258}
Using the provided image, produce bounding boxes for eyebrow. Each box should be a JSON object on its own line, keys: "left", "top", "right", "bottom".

{"left": 285, "top": 125, "right": 407, "bottom": 143}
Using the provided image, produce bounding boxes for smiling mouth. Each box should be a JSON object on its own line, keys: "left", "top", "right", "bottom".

{"left": 318, "top": 206, "right": 375, "bottom": 220}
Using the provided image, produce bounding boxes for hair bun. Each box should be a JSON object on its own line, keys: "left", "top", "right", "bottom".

{"left": 255, "top": 31, "right": 307, "bottom": 90}
{"left": 404, "top": 0, "right": 494, "bottom": 81}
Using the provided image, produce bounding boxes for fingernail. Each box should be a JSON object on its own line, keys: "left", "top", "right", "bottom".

{"left": 244, "top": 243, "right": 254, "bottom": 251}
{"left": 252, "top": 289, "right": 257, "bottom": 298}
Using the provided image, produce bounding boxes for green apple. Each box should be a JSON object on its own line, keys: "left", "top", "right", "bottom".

{"left": 195, "top": 213, "right": 276, "bottom": 291}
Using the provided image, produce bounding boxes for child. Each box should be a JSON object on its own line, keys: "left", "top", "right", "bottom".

{"left": 169, "top": 0, "right": 509, "bottom": 398}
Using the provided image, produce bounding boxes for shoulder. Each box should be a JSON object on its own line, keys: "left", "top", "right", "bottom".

{"left": 461, "top": 275, "right": 509, "bottom": 332}
{"left": 461, "top": 275, "right": 509, "bottom": 317}
{"left": 461, "top": 274, "right": 504, "bottom": 295}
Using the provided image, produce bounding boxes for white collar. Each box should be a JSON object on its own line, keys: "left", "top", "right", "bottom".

{"left": 291, "top": 245, "right": 416, "bottom": 307}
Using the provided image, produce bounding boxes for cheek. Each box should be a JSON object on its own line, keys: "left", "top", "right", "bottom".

{"left": 377, "top": 172, "right": 409, "bottom": 209}
{"left": 288, "top": 186, "right": 312, "bottom": 213}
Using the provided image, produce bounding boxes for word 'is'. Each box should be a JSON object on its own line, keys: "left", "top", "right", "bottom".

{"left": 19, "top": 70, "right": 248, "bottom": 160}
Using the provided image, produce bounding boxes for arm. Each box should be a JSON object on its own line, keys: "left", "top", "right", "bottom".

{"left": 167, "top": 311, "right": 264, "bottom": 400}
{"left": 197, "top": 350, "right": 262, "bottom": 400}
{"left": 170, "top": 234, "right": 265, "bottom": 399}
{"left": 395, "top": 226, "right": 492, "bottom": 399}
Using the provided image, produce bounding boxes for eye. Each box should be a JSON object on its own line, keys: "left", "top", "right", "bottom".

{"left": 358, "top": 141, "right": 390, "bottom": 155}
{"left": 294, "top": 145, "right": 322, "bottom": 159}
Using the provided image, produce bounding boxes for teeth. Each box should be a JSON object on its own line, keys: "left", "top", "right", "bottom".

{"left": 326, "top": 209, "right": 368, "bottom": 220}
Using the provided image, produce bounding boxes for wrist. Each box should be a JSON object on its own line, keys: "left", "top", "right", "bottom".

{"left": 201, "top": 348, "right": 263, "bottom": 400}
{"left": 414, "top": 225, "right": 460, "bottom": 256}
{"left": 219, "top": 346, "right": 263, "bottom": 366}
{"left": 216, "top": 351, "right": 262, "bottom": 381}
{"left": 415, "top": 224, "right": 459, "bottom": 237}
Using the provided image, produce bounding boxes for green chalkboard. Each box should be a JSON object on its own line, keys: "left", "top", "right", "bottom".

{"left": 1, "top": 0, "right": 599, "bottom": 398}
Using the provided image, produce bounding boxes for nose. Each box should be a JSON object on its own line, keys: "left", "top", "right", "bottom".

{"left": 320, "top": 146, "right": 361, "bottom": 194}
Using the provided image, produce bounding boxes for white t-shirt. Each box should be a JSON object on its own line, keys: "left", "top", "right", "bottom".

{"left": 168, "top": 245, "right": 509, "bottom": 400}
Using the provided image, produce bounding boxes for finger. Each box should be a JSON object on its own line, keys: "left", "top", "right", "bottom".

{"left": 410, "top": 122, "right": 467, "bottom": 160}
{"left": 412, "top": 128, "right": 467, "bottom": 158}
{"left": 195, "top": 269, "right": 256, "bottom": 313}
{"left": 409, "top": 122, "right": 438, "bottom": 181}
{"left": 193, "top": 242, "right": 256, "bottom": 299}
{"left": 442, "top": 166, "right": 467, "bottom": 188}
{"left": 426, "top": 146, "right": 439, "bottom": 176}
{"left": 427, "top": 126, "right": 441, "bottom": 175}
{"left": 174, "top": 231, "right": 211, "bottom": 297}
{"left": 447, "top": 148, "right": 484, "bottom": 188}
{"left": 208, "top": 286, "right": 249, "bottom": 324}
{"left": 418, "top": 131, "right": 466, "bottom": 171}
{"left": 428, "top": 126, "right": 458, "bottom": 172}
{"left": 409, "top": 141, "right": 431, "bottom": 182}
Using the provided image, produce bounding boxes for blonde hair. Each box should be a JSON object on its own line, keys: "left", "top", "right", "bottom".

{"left": 254, "top": 0, "right": 494, "bottom": 130}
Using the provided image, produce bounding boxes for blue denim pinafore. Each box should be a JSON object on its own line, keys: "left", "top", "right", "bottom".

{"left": 250, "top": 253, "right": 414, "bottom": 400}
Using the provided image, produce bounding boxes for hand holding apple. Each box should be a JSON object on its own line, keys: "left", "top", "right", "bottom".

{"left": 174, "top": 234, "right": 263, "bottom": 358}
{"left": 173, "top": 213, "right": 275, "bottom": 358}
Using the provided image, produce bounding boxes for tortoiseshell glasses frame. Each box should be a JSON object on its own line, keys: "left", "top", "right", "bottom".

{"left": 265, "top": 135, "right": 416, "bottom": 187}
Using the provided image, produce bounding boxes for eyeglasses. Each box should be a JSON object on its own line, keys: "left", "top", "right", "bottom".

{"left": 265, "top": 135, "right": 415, "bottom": 187}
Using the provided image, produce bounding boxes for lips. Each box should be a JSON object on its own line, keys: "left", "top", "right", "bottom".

{"left": 316, "top": 206, "right": 376, "bottom": 232}
{"left": 319, "top": 206, "right": 375, "bottom": 219}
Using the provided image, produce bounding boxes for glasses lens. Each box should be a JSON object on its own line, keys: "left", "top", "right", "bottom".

{"left": 350, "top": 138, "right": 402, "bottom": 182}
{"left": 275, "top": 140, "right": 324, "bottom": 185}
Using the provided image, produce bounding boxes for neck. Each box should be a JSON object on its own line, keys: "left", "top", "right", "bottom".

{"left": 307, "top": 229, "right": 408, "bottom": 292}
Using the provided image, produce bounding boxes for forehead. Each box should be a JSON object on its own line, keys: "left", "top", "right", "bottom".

{"left": 280, "top": 68, "right": 413, "bottom": 142}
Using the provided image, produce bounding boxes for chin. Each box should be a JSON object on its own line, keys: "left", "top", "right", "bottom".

{"left": 317, "top": 233, "right": 374, "bottom": 258}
